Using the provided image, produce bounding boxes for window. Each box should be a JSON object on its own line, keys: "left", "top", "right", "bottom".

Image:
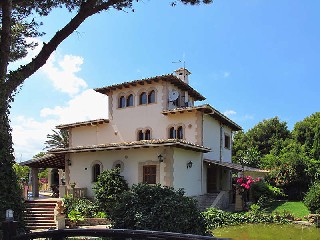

{"left": 138, "top": 129, "right": 152, "bottom": 140}
{"left": 126, "top": 94, "right": 134, "bottom": 107}
{"left": 138, "top": 130, "right": 144, "bottom": 140}
{"left": 143, "top": 165, "right": 157, "bottom": 184}
{"left": 139, "top": 92, "right": 147, "bottom": 105}
{"left": 148, "top": 90, "right": 156, "bottom": 104}
{"left": 224, "top": 134, "right": 231, "bottom": 149}
{"left": 119, "top": 96, "right": 126, "bottom": 108}
{"left": 145, "top": 129, "right": 151, "bottom": 140}
{"left": 169, "top": 127, "right": 176, "bottom": 139}
{"left": 177, "top": 126, "right": 183, "bottom": 139}
{"left": 92, "top": 164, "right": 101, "bottom": 182}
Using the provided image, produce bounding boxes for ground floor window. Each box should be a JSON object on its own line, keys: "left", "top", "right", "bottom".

{"left": 143, "top": 165, "right": 157, "bottom": 184}
{"left": 92, "top": 163, "right": 101, "bottom": 182}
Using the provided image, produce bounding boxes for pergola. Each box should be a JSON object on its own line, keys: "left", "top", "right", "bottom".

{"left": 20, "top": 154, "right": 66, "bottom": 198}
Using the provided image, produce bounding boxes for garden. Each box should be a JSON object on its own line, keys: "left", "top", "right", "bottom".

{"left": 62, "top": 167, "right": 320, "bottom": 239}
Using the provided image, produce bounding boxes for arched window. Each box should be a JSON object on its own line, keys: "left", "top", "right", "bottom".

{"left": 177, "top": 126, "right": 183, "bottom": 139}
{"left": 169, "top": 127, "right": 176, "bottom": 139}
{"left": 138, "top": 130, "right": 144, "bottom": 140}
{"left": 139, "top": 92, "right": 147, "bottom": 105}
{"left": 148, "top": 90, "right": 156, "bottom": 104}
{"left": 145, "top": 129, "right": 151, "bottom": 140}
{"left": 119, "top": 96, "right": 126, "bottom": 108}
{"left": 92, "top": 164, "right": 101, "bottom": 182}
{"left": 126, "top": 94, "right": 134, "bottom": 107}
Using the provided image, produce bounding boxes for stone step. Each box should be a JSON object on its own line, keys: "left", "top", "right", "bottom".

{"left": 24, "top": 199, "right": 57, "bottom": 230}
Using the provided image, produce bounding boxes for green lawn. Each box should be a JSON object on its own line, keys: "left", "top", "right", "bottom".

{"left": 267, "top": 201, "right": 310, "bottom": 219}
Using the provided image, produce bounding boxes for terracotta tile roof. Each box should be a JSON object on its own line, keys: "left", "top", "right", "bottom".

{"left": 94, "top": 74, "right": 205, "bottom": 101}
{"left": 162, "top": 104, "right": 242, "bottom": 131}
{"left": 19, "top": 154, "right": 65, "bottom": 169}
{"left": 204, "top": 159, "right": 269, "bottom": 173}
{"left": 49, "top": 139, "right": 211, "bottom": 154}
{"left": 56, "top": 119, "right": 109, "bottom": 129}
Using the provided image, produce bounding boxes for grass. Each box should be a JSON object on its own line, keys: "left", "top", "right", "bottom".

{"left": 266, "top": 201, "right": 310, "bottom": 219}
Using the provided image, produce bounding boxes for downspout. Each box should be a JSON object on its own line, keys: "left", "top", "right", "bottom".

{"left": 201, "top": 113, "right": 204, "bottom": 194}
{"left": 220, "top": 123, "right": 223, "bottom": 162}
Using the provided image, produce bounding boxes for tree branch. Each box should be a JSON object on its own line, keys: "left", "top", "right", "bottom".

{"left": 0, "top": 0, "right": 12, "bottom": 82}
{"left": 5, "top": 0, "right": 114, "bottom": 99}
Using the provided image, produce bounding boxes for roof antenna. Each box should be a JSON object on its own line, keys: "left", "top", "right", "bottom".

{"left": 172, "top": 60, "right": 186, "bottom": 70}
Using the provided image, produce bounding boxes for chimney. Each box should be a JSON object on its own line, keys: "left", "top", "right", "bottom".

{"left": 174, "top": 68, "right": 191, "bottom": 84}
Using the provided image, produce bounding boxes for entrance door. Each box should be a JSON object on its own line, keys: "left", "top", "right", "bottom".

{"left": 207, "top": 165, "right": 218, "bottom": 193}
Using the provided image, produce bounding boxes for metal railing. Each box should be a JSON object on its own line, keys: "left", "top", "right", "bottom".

{"left": 2, "top": 223, "right": 231, "bottom": 240}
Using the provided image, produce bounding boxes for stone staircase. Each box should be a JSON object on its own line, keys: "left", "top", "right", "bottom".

{"left": 194, "top": 193, "right": 219, "bottom": 211}
{"left": 24, "top": 199, "right": 57, "bottom": 230}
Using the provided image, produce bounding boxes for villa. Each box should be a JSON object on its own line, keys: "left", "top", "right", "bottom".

{"left": 22, "top": 68, "right": 258, "bottom": 209}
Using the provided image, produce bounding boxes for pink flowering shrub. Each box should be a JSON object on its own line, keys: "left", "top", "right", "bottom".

{"left": 236, "top": 176, "right": 257, "bottom": 193}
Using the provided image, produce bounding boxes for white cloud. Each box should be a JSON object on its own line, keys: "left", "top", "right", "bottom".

{"left": 12, "top": 89, "right": 108, "bottom": 162}
{"left": 223, "top": 71, "right": 230, "bottom": 78}
{"left": 40, "top": 89, "right": 108, "bottom": 123}
{"left": 224, "top": 110, "right": 237, "bottom": 117}
{"left": 41, "top": 54, "right": 88, "bottom": 95}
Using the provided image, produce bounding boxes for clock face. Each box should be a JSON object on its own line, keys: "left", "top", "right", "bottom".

{"left": 168, "top": 90, "right": 179, "bottom": 101}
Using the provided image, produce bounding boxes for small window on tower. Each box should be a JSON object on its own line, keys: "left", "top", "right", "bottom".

{"left": 139, "top": 92, "right": 147, "bottom": 105}
{"left": 119, "top": 96, "right": 126, "bottom": 108}
{"left": 148, "top": 90, "right": 156, "bottom": 103}
{"left": 127, "top": 94, "right": 134, "bottom": 107}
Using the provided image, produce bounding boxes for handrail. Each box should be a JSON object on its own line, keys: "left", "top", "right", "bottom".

{"left": 13, "top": 228, "right": 231, "bottom": 240}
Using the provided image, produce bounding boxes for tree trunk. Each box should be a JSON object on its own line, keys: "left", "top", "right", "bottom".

{"left": 0, "top": 90, "right": 24, "bottom": 223}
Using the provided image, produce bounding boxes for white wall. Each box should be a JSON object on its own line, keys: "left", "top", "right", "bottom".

{"left": 203, "top": 115, "right": 220, "bottom": 161}
{"left": 202, "top": 115, "right": 233, "bottom": 162}
{"left": 172, "top": 148, "right": 202, "bottom": 196}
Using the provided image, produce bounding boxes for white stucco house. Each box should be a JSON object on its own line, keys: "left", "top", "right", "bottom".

{"left": 23, "top": 68, "right": 247, "bottom": 208}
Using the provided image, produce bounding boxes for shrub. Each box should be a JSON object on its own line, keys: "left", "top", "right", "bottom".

{"left": 109, "top": 183, "right": 206, "bottom": 235}
{"left": 203, "top": 207, "right": 290, "bottom": 230}
{"left": 63, "top": 196, "right": 99, "bottom": 218}
{"left": 68, "top": 210, "right": 84, "bottom": 223}
{"left": 304, "top": 181, "right": 320, "bottom": 213}
{"left": 93, "top": 167, "right": 129, "bottom": 212}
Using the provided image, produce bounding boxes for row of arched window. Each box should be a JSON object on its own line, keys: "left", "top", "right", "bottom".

{"left": 118, "top": 90, "right": 156, "bottom": 108}
{"left": 136, "top": 126, "right": 184, "bottom": 141}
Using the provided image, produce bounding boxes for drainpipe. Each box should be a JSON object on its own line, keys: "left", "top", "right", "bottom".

{"left": 220, "top": 124, "right": 223, "bottom": 162}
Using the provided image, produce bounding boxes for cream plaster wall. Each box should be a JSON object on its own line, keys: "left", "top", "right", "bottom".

{"left": 70, "top": 124, "right": 120, "bottom": 147}
{"left": 70, "top": 82, "right": 200, "bottom": 147}
{"left": 68, "top": 146, "right": 202, "bottom": 197}
{"left": 203, "top": 115, "right": 233, "bottom": 162}
{"left": 172, "top": 148, "right": 202, "bottom": 196}
{"left": 68, "top": 147, "right": 175, "bottom": 197}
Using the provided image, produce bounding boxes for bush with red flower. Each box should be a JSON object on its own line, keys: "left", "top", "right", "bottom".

{"left": 236, "top": 176, "right": 256, "bottom": 193}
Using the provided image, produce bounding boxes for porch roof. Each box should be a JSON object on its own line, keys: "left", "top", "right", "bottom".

{"left": 19, "top": 154, "right": 65, "bottom": 169}
{"left": 49, "top": 139, "right": 211, "bottom": 154}
{"left": 204, "top": 159, "right": 269, "bottom": 172}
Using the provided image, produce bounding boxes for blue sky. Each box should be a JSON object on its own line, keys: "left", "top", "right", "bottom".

{"left": 10, "top": 0, "right": 320, "bottom": 161}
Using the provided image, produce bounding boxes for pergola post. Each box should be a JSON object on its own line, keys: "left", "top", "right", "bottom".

{"left": 31, "top": 168, "right": 39, "bottom": 198}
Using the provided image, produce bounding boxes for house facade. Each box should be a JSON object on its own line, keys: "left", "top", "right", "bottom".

{"left": 45, "top": 68, "right": 241, "bottom": 199}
